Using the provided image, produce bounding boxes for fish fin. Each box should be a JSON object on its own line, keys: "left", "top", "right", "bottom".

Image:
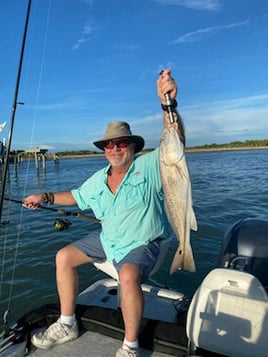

{"left": 191, "top": 210, "right": 198, "bottom": 231}
{"left": 169, "top": 245, "right": 196, "bottom": 274}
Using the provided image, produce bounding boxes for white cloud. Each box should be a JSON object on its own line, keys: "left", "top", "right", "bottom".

{"left": 126, "top": 93, "right": 268, "bottom": 148}
{"left": 171, "top": 21, "right": 249, "bottom": 44}
{"left": 72, "top": 21, "right": 95, "bottom": 50}
{"left": 183, "top": 94, "right": 268, "bottom": 145}
{"left": 155, "top": 0, "right": 221, "bottom": 11}
{"left": 83, "top": 22, "right": 94, "bottom": 34}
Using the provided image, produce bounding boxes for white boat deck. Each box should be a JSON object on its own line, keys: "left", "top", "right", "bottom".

{"left": 29, "top": 330, "right": 176, "bottom": 356}
{"left": 0, "top": 279, "right": 188, "bottom": 357}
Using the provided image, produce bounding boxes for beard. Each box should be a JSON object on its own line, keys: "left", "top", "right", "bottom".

{"left": 107, "top": 145, "right": 135, "bottom": 168}
{"left": 109, "top": 157, "right": 129, "bottom": 167}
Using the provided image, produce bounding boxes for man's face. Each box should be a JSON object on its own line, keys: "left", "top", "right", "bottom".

{"left": 104, "top": 137, "right": 136, "bottom": 167}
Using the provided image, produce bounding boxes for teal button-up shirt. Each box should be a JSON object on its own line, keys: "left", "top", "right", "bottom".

{"left": 71, "top": 149, "right": 170, "bottom": 262}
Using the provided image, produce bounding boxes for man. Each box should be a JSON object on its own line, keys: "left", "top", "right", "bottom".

{"left": 23, "top": 69, "right": 184, "bottom": 357}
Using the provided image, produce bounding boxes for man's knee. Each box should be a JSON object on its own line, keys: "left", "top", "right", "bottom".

{"left": 56, "top": 245, "right": 91, "bottom": 268}
{"left": 119, "top": 263, "right": 141, "bottom": 286}
{"left": 56, "top": 246, "right": 72, "bottom": 267}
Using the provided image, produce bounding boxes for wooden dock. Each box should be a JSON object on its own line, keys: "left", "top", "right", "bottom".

{"left": 0, "top": 147, "right": 59, "bottom": 171}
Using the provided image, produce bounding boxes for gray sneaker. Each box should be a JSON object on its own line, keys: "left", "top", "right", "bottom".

{"left": 31, "top": 319, "right": 78, "bottom": 350}
{"left": 115, "top": 345, "right": 140, "bottom": 357}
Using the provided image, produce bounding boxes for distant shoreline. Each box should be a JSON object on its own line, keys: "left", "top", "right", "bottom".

{"left": 186, "top": 146, "right": 268, "bottom": 153}
{"left": 57, "top": 146, "right": 268, "bottom": 159}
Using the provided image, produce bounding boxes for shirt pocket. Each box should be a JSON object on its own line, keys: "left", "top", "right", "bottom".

{"left": 118, "top": 176, "right": 147, "bottom": 213}
{"left": 88, "top": 190, "right": 106, "bottom": 219}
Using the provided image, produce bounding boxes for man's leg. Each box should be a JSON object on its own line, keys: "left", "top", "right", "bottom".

{"left": 56, "top": 245, "right": 93, "bottom": 316}
{"left": 119, "top": 263, "right": 144, "bottom": 343}
{"left": 32, "top": 233, "right": 106, "bottom": 350}
{"left": 115, "top": 239, "right": 160, "bottom": 356}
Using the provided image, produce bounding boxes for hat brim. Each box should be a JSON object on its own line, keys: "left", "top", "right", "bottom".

{"left": 93, "top": 135, "right": 145, "bottom": 153}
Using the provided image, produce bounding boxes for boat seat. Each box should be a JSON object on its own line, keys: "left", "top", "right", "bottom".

{"left": 93, "top": 237, "right": 172, "bottom": 280}
{"left": 186, "top": 268, "right": 268, "bottom": 356}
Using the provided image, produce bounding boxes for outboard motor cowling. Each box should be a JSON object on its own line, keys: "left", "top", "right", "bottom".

{"left": 218, "top": 218, "right": 268, "bottom": 291}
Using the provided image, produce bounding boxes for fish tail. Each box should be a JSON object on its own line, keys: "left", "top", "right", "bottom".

{"left": 169, "top": 245, "right": 196, "bottom": 274}
{"left": 183, "top": 246, "right": 196, "bottom": 272}
{"left": 169, "top": 247, "right": 184, "bottom": 275}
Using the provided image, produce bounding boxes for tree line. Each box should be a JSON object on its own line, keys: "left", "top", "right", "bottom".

{"left": 55, "top": 139, "right": 268, "bottom": 156}
{"left": 187, "top": 139, "right": 268, "bottom": 150}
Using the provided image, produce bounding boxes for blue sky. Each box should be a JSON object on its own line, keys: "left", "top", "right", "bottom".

{"left": 0, "top": 0, "right": 268, "bottom": 151}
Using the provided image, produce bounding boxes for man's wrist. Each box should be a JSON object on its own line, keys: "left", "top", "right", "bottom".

{"left": 42, "top": 192, "right": 55, "bottom": 204}
{"left": 161, "top": 99, "right": 177, "bottom": 112}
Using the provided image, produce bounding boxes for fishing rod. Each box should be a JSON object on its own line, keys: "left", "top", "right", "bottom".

{"left": 0, "top": 0, "right": 32, "bottom": 222}
{"left": 3, "top": 197, "right": 100, "bottom": 223}
{"left": 0, "top": 2, "right": 32, "bottom": 333}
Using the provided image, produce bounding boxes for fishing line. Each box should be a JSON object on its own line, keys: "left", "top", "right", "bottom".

{"left": 5, "top": 226, "right": 24, "bottom": 315}
{"left": 24, "top": 0, "right": 51, "bottom": 155}
{"left": 0, "top": 1, "right": 33, "bottom": 326}
{"left": 18, "top": 0, "right": 52, "bottom": 201}
{"left": 0, "top": 0, "right": 53, "bottom": 325}
{"left": 0, "top": 216, "right": 10, "bottom": 302}
{"left": 0, "top": 195, "right": 13, "bottom": 303}
{"left": 3, "top": 0, "right": 56, "bottom": 324}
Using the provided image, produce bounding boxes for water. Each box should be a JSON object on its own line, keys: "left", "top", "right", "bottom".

{"left": 0, "top": 150, "right": 268, "bottom": 324}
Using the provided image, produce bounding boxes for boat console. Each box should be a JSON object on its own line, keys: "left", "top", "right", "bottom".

{"left": 218, "top": 217, "right": 268, "bottom": 291}
{"left": 186, "top": 218, "right": 268, "bottom": 356}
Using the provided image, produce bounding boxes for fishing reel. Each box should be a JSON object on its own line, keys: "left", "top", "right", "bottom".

{"left": 53, "top": 218, "right": 72, "bottom": 231}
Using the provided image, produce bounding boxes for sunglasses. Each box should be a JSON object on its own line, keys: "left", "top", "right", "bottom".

{"left": 104, "top": 139, "right": 132, "bottom": 150}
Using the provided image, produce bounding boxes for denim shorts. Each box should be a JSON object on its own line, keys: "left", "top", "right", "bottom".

{"left": 71, "top": 232, "right": 161, "bottom": 282}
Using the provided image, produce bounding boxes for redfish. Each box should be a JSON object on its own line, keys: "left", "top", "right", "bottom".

{"left": 160, "top": 127, "right": 197, "bottom": 274}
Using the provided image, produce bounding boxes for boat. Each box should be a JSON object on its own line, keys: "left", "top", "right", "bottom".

{"left": 1, "top": 1, "right": 268, "bottom": 355}
{"left": 1, "top": 217, "right": 268, "bottom": 356}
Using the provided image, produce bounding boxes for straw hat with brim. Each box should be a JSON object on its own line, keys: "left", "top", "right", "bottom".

{"left": 93, "top": 121, "right": 145, "bottom": 153}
